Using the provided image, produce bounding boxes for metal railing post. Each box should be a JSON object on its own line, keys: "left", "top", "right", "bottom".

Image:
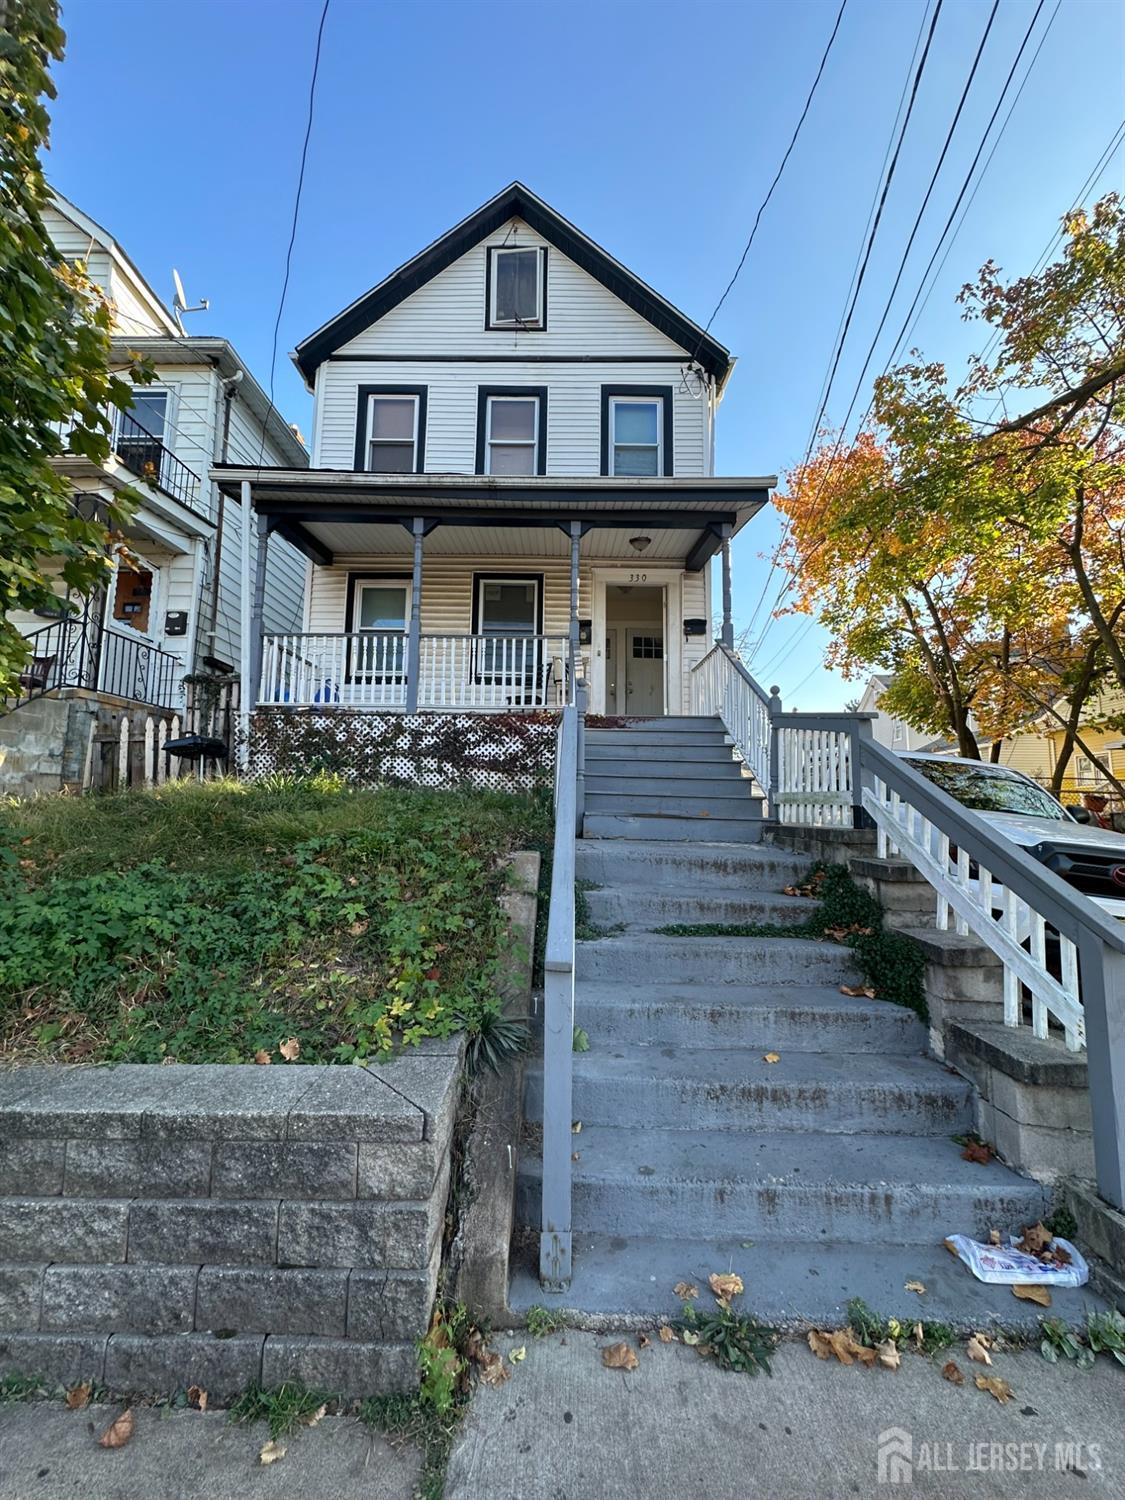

{"left": 1077, "top": 935, "right": 1125, "bottom": 1212}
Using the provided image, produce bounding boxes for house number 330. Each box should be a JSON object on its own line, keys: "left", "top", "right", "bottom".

{"left": 627, "top": 572, "right": 648, "bottom": 583}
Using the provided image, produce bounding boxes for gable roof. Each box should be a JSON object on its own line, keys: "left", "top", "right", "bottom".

{"left": 292, "top": 182, "right": 732, "bottom": 388}
{"left": 48, "top": 190, "right": 181, "bottom": 338}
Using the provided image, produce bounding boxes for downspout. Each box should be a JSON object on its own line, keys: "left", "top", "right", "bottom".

{"left": 202, "top": 372, "right": 241, "bottom": 663}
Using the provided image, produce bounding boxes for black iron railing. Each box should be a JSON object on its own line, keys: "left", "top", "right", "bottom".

{"left": 115, "top": 411, "right": 205, "bottom": 518}
{"left": 4, "top": 615, "right": 179, "bottom": 714}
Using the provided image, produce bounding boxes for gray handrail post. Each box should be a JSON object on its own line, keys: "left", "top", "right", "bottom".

{"left": 405, "top": 517, "right": 424, "bottom": 713}
{"left": 575, "top": 678, "right": 587, "bottom": 837}
{"left": 767, "top": 685, "right": 782, "bottom": 820}
{"left": 1077, "top": 935, "right": 1125, "bottom": 1212}
{"left": 851, "top": 714, "right": 875, "bottom": 830}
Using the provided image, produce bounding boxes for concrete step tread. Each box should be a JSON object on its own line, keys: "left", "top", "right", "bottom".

{"left": 582, "top": 886, "right": 812, "bottom": 911}
{"left": 508, "top": 1235, "right": 1106, "bottom": 1327}
{"left": 582, "top": 816, "right": 764, "bottom": 843}
{"left": 518, "top": 1127, "right": 1035, "bottom": 1194}
{"left": 573, "top": 980, "right": 910, "bottom": 1019}
{"left": 577, "top": 933, "right": 853, "bottom": 961}
{"left": 530, "top": 1045, "right": 968, "bottom": 1095}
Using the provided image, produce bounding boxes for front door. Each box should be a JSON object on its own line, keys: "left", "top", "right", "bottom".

{"left": 625, "top": 629, "right": 664, "bottom": 714}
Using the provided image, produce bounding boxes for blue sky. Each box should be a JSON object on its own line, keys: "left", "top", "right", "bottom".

{"left": 48, "top": 0, "right": 1124, "bottom": 708}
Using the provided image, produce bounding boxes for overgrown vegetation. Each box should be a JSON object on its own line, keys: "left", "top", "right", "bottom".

{"left": 658, "top": 863, "right": 928, "bottom": 1020}
{"left": 229, "top": 1380, "right": 335, "bottom": 1438}
{"left": 1041, "top": 1307, "right": 1125, "bottom": 1370}
{"left": 676, "top": 1299, "right": 777, "bottom": 1376}
{"left": 526, "top": 1304, "right": 563, "bottom": 1338}
{"left": 0, "top": 777, "right": 549, "bottom": 1063}
{"left": 846, "top": 1296, "right": 955, "bottom": 1357}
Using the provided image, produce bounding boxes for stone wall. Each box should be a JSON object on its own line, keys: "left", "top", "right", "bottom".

{"left": 0, "top": 1042, "right": 463, "bottom": 1398}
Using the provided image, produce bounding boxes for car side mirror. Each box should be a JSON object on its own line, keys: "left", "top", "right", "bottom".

{"left": 1065, "top": 805, "right": 1092, "bottom": 824}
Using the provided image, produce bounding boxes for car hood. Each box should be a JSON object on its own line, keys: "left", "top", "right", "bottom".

{"left": 975, "top": 810, "right": 1125, "bottom": 855}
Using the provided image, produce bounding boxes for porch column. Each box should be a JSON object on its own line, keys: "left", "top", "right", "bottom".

{"left": 406, "top": 516, "right": 425, "bottom": 712}
{"left": 250, "top": 512, "right": 270, "bottom": 714}
{"left": 237, "top": 480, "right": 252, "bottom": 766}
{"left": 720, "top": 533, "right": 734, "bottom": 649}
{"left": 568, "top": 520, "right": 581, "bottom": 682}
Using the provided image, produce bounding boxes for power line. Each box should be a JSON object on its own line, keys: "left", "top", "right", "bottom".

{"left": 256, "top": 0, "right": 331, "bottom": 468}
{"left": 687, "top": 0, "right": 849, "bottom": 364}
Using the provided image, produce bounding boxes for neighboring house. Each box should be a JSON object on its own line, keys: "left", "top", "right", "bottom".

{"left": 0, "top": 193, "right": 308, "bottom": 795}
{"left": 856, "top": 675, "right": 937, "bottom": 753}
{"left": 214, "top": 182, "right": 772, "bottom": 732}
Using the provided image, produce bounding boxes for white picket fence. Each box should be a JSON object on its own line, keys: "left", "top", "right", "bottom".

{"left": 85, "top": 711, "right": 225, "bottom": 791}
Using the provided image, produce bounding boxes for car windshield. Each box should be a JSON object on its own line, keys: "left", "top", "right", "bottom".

{"left": 904, "top": 760, "right": 1069, "bottom": 821}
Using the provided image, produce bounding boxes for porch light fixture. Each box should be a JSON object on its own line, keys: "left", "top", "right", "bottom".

{"left": 629, "top": 536, "right": 651, "bottom": 553}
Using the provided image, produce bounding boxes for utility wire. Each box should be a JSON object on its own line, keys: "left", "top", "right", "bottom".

{"left": 256, "top": 0, "right": 331, "bottom": 468}
{"left": 686, "top": 0, "right": 848, "bottom": 367}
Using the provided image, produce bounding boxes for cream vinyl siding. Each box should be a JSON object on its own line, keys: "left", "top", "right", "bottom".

{"left": 320, "top": 359, "right": 706, "bottom": 476}
{"left": 315, "top": 218, "right": 711, "bottom": 477}
{"left": 307, "top": 556, "right": 708, "bottom": 714}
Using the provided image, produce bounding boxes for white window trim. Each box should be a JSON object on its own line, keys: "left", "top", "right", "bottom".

{"left": 485, "top": 395, "right": 540, "bottom": 476}
{"left": 365, "top": 393, "right": 419, "bottom": 473}
{"left": 475, "top": 576, "right": 541, "bottom": 636}
{"left": 351, "top": 578, "right": 412, "bottom": 634}
{"left": 609, "top": 395, "right": 663, "bottom": 477}
{"left": 489, "top": 246, "right": 544, "bottom": 329}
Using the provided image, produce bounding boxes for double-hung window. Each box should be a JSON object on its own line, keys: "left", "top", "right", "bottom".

{"left": 487, "top": 246, "right": 546, "bottom": 329}
{"left": 116, "top": 388, "right": 169, "bottom": 486}
{"left": 609, "top": 397, "right": 661, "bottom": 476}
{"left": 364, "top": 394, "right": 420, "bottom": 472}
{"left": 477, "top": 388, "right": 547, "bottom": 475}
{"left": 472, "top": 574, "right": 543, "bottom": 695}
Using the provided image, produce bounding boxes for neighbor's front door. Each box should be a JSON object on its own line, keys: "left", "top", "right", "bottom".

{"left": 625, "top": 629, "right": 664, "bottom": 714}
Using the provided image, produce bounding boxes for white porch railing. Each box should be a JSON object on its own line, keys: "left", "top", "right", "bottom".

{"left": 258, "top": 633, "right": 575, "bottom": 711}
{"left": 690, "top": 643, "right": 774, "bottom": 802}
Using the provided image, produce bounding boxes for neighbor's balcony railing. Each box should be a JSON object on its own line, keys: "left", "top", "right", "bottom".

{"left": 259, "top": 632, "right": 576, "bottom": 710}
{"left": 114, "top": 411, "right": 205, "bottom": 518}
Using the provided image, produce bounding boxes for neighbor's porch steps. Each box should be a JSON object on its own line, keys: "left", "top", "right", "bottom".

{"left": 512, "top": 830, "right": 1101, "bottom": 1327}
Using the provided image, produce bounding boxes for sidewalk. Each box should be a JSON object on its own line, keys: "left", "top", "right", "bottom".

{"left": 0, "top": 1334, "right": 1121, "bottom": 1499}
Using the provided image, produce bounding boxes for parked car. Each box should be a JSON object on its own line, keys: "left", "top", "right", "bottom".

{"left": 901, "top": 754, "right": 1125, "bottom": 924}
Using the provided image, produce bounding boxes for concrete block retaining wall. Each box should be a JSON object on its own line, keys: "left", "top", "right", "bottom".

{"left": 0, "top": 1041, "right": 463, "bottom": 1398}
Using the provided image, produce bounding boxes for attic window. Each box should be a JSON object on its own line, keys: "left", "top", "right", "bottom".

{"left": 488, "top": 247, "right": 545, "bottom": 330}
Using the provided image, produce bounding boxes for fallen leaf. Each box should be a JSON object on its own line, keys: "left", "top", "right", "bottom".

{"left": 571, "top": 1121, "right": 583, "bottom": 1134}
{"left": 348, "top": 920, "right": 368, "bottom": 937}
{"left": 571, "top": 1152, "right": 580, "bottom": 1162}
{"left": 839, "top": 984, "right": 877, "bottom": 998}
{"left": 658, "top": 1325, "right": 676, "bottom": 1343}
{"left": 988, "top": 1228, "right": 1002, "bottom": 1246}
{"left": 509, "top": 1346, "right": 526, "bottom": 1363}
{"left": 904, "top": 1280, "right": 926, "bottom": 1295}
{"left": 876, "top": 1338, "right": 902, "bottom": 1370}
{"left": 962, "top": 1139, "right": 993, "bottom": 1165}
{"left": 253, "top": 1049, "right": 271, "bottom": 1065}
{"left": 279, "top": 1037, "right": 300, "bottom": 1061}
{"left": 98, "top": 1410, "right": 134, "bottom": 1449}
{"left": 808, "top": 1328, "right": 876, "bottom": 1367}
{"left": 708, "top": 1272, "right": 744, "bottom": 1306}
{"left": 943, "top": 1238, "right": 960, "bottom": 1257}
{"left": 259, "top": 1439, "right": 287, "bottom": 1465}
{"left": 966, "top": 1334, "right": 992, "bottom": 1366}
{"left": 478, "top": 1351, "right": 510, "bottom": 1387}
{"left": 942, "top": 1360, "right": 965, "bottom": 1385}
{"left": 673, "top": 1282, "right": 698, "bottom": 1300}
{"left": 1018, "top": 1222, "right": 1052, "bottom": 1256}
{"left": 637, "top": 1333, "right": 651, "bottom": 1349}
{"left": 975, "top": 1374, "right": 1013, "bottom": 1404}
{"left": 913, "top": 1322, "right": 925, "bottom": 1350}
{"left": 762, "top": 1052, "right": 781, "bottom": 1064}
{"left": 1053, "top": 1245, "right": 1072, "bottom": 1266}
{"left": 65, "top": 1383, "right": 91, "bottom": 1410}
{"left": 1012, "top": 1283, "right": 1051, "bottom": 1307}
{"left": 301, "top": 1403, "right": 327, "bottom": 1427}
{"left": 186, "top": 1385, "right": 208, "bottom": 1412}
{"left": 602, "top": 1341, "right": 639, "bottom": 1371}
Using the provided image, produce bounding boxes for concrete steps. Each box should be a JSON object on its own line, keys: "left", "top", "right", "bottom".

{"left": 525, "top": 1045, "right": 974, "bottom": 1135}
{"left": 576, "top": 935, "right": 861, "bottom": 987}
{"left": 572, "top": 983, "right": 927, "bottom": 1052}
{"left": 582, "top": 886, "right": 812, "bottom": 931}
{"left": 574, "top": 840, "right": 811, "bottom": 891}
{"left": 582, "top": 814, "right": 763, "bottom": 842}
{"left": 516, "top": 1128, "right": 1047, "bottom": 1243}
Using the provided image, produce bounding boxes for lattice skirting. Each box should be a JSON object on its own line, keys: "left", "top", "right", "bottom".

{"left": 247, "top": 709, "right": 558, "bottom": 793}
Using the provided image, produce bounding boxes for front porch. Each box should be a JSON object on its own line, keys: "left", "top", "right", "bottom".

{"left": 214, "top": 468, "right": 772, "bottom": 721}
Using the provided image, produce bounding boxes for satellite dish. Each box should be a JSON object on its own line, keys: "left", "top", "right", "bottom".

{"left": 170, "top": 268, "right": 210, "bottom": 334}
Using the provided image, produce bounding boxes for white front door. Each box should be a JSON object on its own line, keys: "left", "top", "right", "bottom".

{"left": 625, "top": 629, "right": 664, "bottom": 714}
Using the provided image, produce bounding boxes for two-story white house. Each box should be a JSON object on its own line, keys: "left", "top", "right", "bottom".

{"left": 215, "top": 183, "right": 773, "bottom": 734}
{"left": 1, "top": 193, "right": 308, "bottom": 795}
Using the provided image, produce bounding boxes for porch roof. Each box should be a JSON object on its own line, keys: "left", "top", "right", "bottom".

{"left": 211, "top": 465, "right": 774, "bottom": 573}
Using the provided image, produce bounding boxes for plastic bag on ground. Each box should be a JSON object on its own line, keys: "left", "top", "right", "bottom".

{"left": 946, "top": 1233, "right": 1088, "bottom": 1287}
